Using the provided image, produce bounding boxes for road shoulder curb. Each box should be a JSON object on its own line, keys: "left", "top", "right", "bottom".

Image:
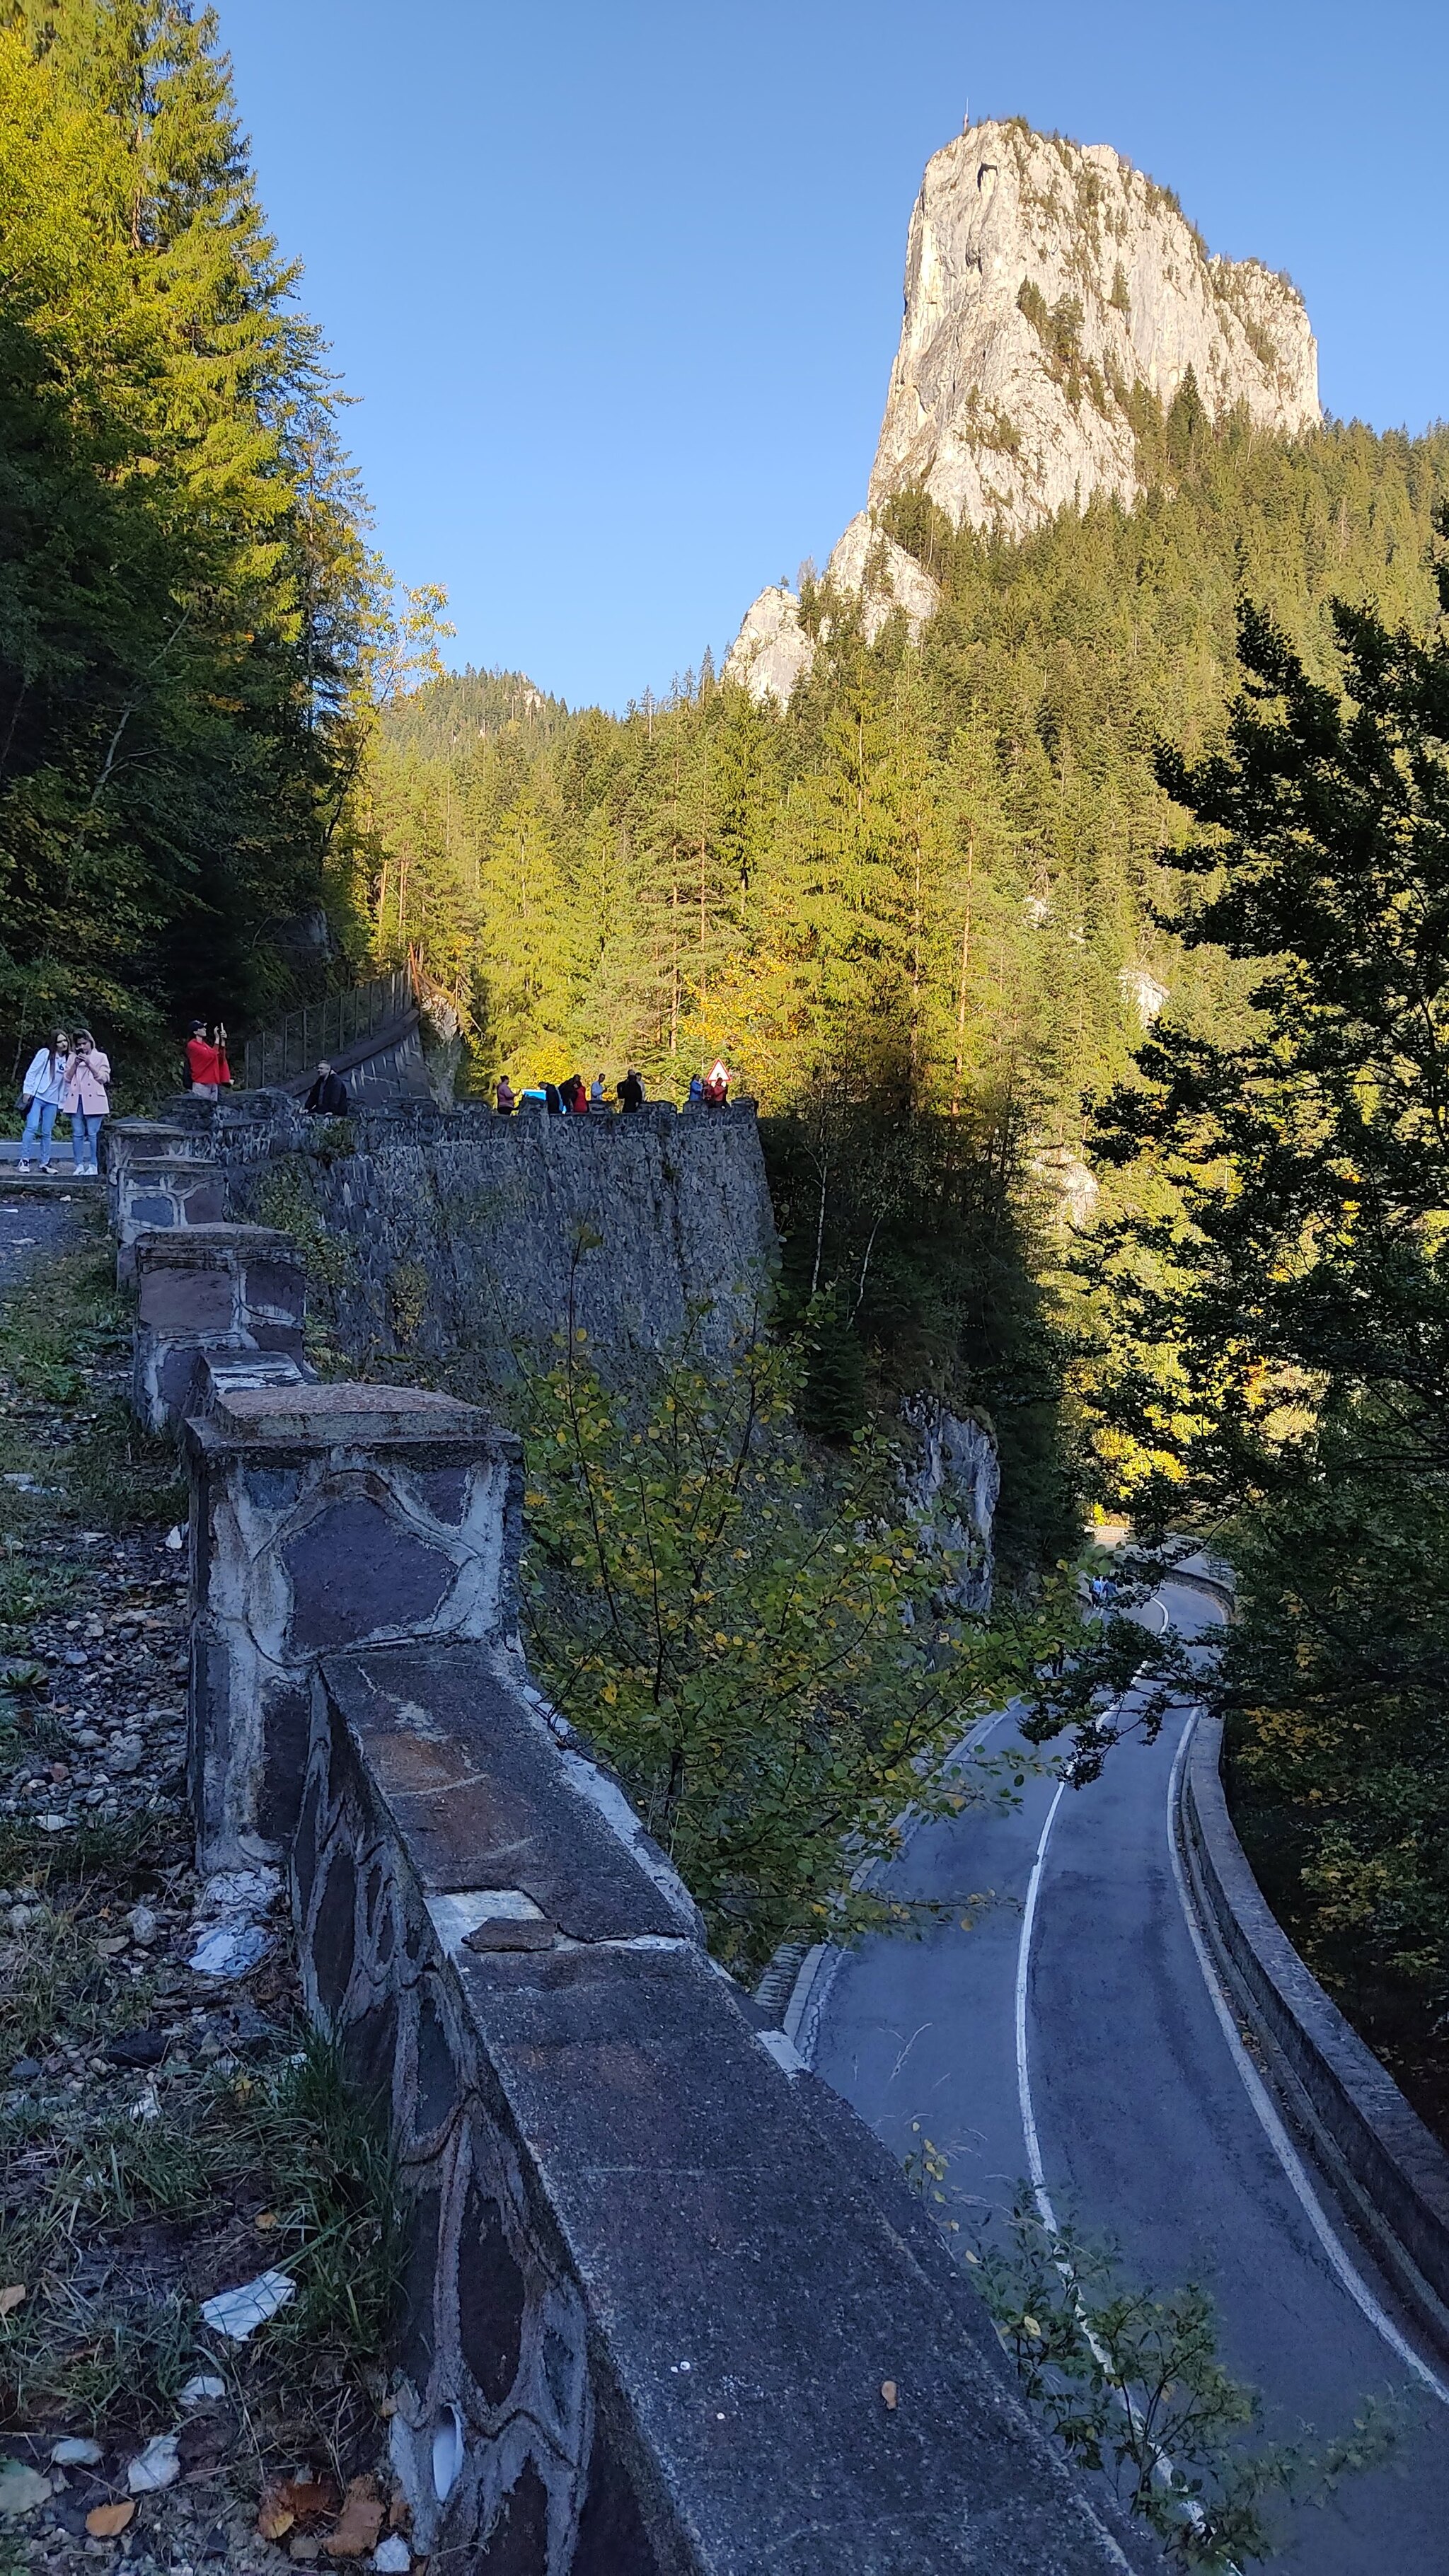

{"left": 1180, "top": 1713, "right": 1449, "bottom": 2365}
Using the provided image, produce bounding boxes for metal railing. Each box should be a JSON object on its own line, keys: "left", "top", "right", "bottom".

{"left": 241, "top": 966, "right": 417, "bottom": 1091}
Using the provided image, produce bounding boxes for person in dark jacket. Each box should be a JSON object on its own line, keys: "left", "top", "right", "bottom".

{"left": 304, "top": 1060, "right": 349, "bottom": 1114}
{"left": 495, "top": 1074, "right": 515, "bottom": 1114}
{"left": 618, "top": 1069, "right": 645, "bottom": 1112}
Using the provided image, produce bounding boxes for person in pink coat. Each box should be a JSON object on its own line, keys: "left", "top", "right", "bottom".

{"left": 60, "top": 1030, "right": 110, "bottom": 1175}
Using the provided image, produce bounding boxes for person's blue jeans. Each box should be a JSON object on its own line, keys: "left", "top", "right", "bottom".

{"left": 20, "top": 1097, "right": 57, "bottom": 1161}
{"left": 71, "top": 1109, "right": 103, "bottom": 1169}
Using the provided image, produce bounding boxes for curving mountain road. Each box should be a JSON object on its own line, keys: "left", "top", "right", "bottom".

{"left": 799, "top": 1578, "right": 1449, "bottom": 2572}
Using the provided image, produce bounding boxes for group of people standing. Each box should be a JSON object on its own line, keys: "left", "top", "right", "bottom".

{"left": 494, "top": 1061, "right": 732, "bottom": 1116}
{"left": 17, "top": 1031, "right": 111, "bottom": 1174}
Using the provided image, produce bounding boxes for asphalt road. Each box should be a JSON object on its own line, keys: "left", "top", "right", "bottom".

{"left": 805, "top": 1578, "right": 1449, "bottom": 2572}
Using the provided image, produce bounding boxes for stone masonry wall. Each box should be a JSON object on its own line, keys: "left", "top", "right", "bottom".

{"left": 221, "top": 1102, "right": 778, "bottom": 1379}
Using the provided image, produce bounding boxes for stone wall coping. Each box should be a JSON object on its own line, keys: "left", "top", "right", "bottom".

{"left": 186, "top": 1377, "right": 516, "bottom": 1459}
{"left": 1183, "top": 1715, "right": 1449, "bottom": 2340}
{"left": 122, "top": 1154, "right": 223, "bottom": 1177}
{"left": 132, "top": 1223, "right": 301, "bottom": 1266}
{"left": 323, "top": 1647, "right": 700, "bottom": 1941}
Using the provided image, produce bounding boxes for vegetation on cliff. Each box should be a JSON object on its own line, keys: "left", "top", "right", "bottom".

{"left": 358, "top": 397, "right": 1449, "bottom": 1561}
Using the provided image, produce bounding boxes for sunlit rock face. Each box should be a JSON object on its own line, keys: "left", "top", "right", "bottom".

{"left": 723, "top": 519, "right": 942, "bottom": 704}
{"left": 724, "top": 117, "right": 1318, "bottom": 698}
{"left": 869, "top": 119, "right": 1319, "bottom": 541}
{"left": 722, "top": 584, "right": 815, "bottom": 703}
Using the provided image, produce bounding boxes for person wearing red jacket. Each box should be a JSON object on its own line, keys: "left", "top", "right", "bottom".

{"left": 185, "top": 1020, "right": 231, "bottom": 1100}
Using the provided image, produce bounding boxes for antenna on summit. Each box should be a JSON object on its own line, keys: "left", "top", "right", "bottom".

{"left": 963, "top": 96, "right": 970, "bottom": 132}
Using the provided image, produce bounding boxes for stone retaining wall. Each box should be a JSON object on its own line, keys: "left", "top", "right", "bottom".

{"left": 185, "top": 1373, "right": 520, "bottom": 1869}
{"left": 293, "top": 1641, "right": 1159, "bottom": 2575}
{"left": 132, "top": 1225, "right": 306, "bottom": 1433}
{"left": 219, "top": 1099, "right": 778, "bottom": 1377}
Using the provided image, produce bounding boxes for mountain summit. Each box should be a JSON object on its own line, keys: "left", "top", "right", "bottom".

{"left": 727, "top": 118, "right": 1320, "bottom": 699}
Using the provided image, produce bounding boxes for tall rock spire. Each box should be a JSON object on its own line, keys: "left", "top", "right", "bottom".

{"left": 870, "top": 119, "right": 1319, "bottom": 539}
{"left": 725, "top": 117, "right": 1319, "bottom": 700}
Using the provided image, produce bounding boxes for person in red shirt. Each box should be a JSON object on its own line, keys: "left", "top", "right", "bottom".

{"left": 185, "top": 1019, "right": 231, "bottom": 1100}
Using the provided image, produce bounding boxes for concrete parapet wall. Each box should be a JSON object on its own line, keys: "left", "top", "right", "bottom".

{"left": 132, "top": 1225, "right": 306, "bottom": 1433}
{"left": 1182, "top": 1716, "right": 1449, "bottom": 2353}
{"left": 294, "top": 1641, "right": 1158, "bottom": 2575}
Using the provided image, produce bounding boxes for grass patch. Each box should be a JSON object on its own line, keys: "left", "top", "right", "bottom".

{"left": 0, "top": 2023, "right": 403, "bottom": 2446}
{"left": 0, "top": 1223, "right": 185, "bottom": 1535}
{"left": 0, "top": 1896, "right": 156, "bottom": 2079}
{"left": 0, "top": 1807, "right": 180, "bottom": 1902}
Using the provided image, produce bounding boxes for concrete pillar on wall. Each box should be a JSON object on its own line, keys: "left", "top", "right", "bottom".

{"left": 132, "top": 1225, "right": 307, "bottom": 1434}
{"left": 183, "top": 1376, "right": 521, "bottom": 1869}
{"left": 116, "top": 1157, "right": 231, "bottom": 1283}
{"left": 103, "top": 1120, "right": 200, "bottom": 1225}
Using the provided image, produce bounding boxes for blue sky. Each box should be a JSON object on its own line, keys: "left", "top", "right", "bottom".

{"left": 225, "top": 0, "right": 1449, "bottom": 713}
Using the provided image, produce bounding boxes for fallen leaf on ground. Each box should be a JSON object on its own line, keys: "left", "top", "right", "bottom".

{"left": 880, "top": 2379, "right": 898, "bottom": 2410}
{"left": 258, "top": 2476, "right": 341, "bottom": 2539}
{"left": 86, "top": 2502, "right": 136, "bottom": 2539}
{"left": 0, "top": 2285, "right": 26, "bottom": 2316}
{"left": 321, "top": 2476, "right": 385, "bottom": 2559}
{"left": 254, "top": 2209, "right": 279, "bottom": 2231}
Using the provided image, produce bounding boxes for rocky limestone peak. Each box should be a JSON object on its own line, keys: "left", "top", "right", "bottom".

{"left": 724, "top": 117, "right": 1320, "bottom": 698}
{"left": 870, "top": 117, "right": 1319, "bottom": 538}
{"left": 723, "top": 514, "right": 941, "bottom": 703}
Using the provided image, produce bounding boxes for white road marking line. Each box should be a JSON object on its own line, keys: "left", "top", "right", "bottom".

{"left": 1015, "top": 1775, "right": 1067, "bottom": 2232}
{"left": 1166, "top": 1713, "right": 1449, "bottom": 2408}
{"left": 1013, "top": 1624, "right": 1160, "bottom": 2227}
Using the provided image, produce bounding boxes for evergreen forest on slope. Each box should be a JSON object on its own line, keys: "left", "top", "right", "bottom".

{"left": 2, "top": 0, "right": 1449, "bottom": 2139}
{"left": 0, "top": 0, "right": 384, "bottom": 1075}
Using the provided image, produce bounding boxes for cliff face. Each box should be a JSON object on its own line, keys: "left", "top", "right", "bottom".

{"left": 870, "top": 119, "right": 1318, "bottom": 540}
{"left": 726, "top": 117, "right": 1319, "bottom": 699}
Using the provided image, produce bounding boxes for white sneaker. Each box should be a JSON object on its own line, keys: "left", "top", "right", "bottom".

{"left": 17, "top": 1159, "right": 32, "bottom": 1172}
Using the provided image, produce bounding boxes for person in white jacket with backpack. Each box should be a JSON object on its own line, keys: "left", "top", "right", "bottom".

{"left": 17, "top": 1029, "right": 69, "bottom": 1172}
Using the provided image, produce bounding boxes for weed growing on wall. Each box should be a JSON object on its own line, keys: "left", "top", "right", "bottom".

{"left": 253, "top": 1161, "right": 362, "bottom": 1343}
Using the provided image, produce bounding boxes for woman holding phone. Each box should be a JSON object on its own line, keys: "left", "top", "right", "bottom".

{"left": 60, "top": 1030, "right": 110, "bottom": 1175}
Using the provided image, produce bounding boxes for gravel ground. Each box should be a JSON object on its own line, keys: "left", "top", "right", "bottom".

{"left": 0, "top": 1201, "right": 407, "bottom": 2575}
